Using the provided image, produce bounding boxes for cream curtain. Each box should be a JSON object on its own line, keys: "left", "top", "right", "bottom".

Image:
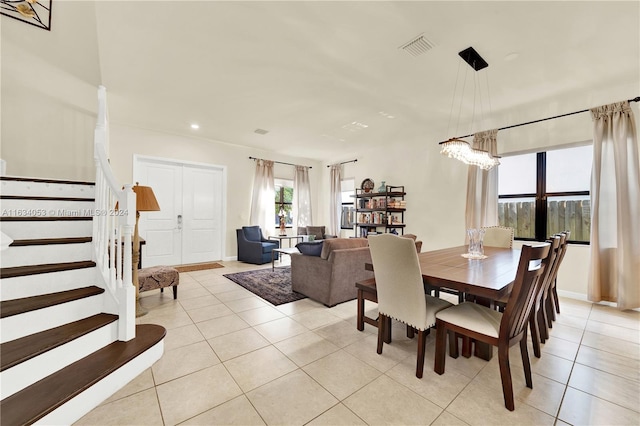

{"left": 249, "top": 159, "right": 275, "bottom": 237}
{"left": 329, "top": 164, "right": 342, "bottom": 236}
{"left": 588, "top": 101, "right": 640, "bottom": 310}
{"left": 293, "top": 165, "right": 313, "bottom": 234}
{"left": 465, "top": 129, "right": 499, "bottom": 230}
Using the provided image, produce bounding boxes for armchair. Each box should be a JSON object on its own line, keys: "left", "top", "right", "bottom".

{"left": 298, "top": 226, "right": 337, "bottom": 241}
{"left": 236, "top": 226, "right": 280, "bottom": 264}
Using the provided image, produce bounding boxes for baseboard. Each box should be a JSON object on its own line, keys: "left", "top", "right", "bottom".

{"left": 558, "top": 290, "right": 640, "bottom": 311}
{"left": 223, "top": 256, "right": 237, "bottom": 262}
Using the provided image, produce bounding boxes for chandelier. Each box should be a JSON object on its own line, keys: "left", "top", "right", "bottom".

{"left": 440, "top": 47, "right": 500, "bottom": 170}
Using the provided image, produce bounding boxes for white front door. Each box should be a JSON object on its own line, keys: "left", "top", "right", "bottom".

{"left": 135, "top": 157, "right": 225, "bottom": 267}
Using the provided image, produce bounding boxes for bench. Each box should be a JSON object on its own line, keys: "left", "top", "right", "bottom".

{"left": 138, "top": 266, "right": 180, "bottom": 299}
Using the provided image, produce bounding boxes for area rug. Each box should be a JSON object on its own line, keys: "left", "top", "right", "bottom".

{"left": 222, "top": 266, "right": 307, "bottom": 306}
{"left": 174, "top": 262, "right": 224, "bottom": 273}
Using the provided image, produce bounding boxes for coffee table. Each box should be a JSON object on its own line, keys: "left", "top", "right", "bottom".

{"left": 272, "top": 247, "right": 299, "bottom": 271}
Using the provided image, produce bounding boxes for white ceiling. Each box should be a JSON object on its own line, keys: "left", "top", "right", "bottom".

{"left": 92, "top": 1, "right": 639, "bottom": 162}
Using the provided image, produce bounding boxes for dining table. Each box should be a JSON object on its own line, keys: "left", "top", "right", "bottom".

{"left": 365, "top": 244, "right": 522, "bottom": 360}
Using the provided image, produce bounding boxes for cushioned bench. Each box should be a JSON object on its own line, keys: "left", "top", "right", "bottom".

{"left": 138, "top": 265, "right": 180, "bottom": 299}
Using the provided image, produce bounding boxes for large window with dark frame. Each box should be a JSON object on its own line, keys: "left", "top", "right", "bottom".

{"left": 274, "top": 179, "right": 293, "bottom": 228}
{"left": 340, "top": 178, "right": 355, "bottom": 229}
{"left": 498, "top": 145, "right": 591, "bottom": 243}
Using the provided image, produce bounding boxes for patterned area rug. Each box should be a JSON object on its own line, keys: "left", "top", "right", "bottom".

{"left": 222, "top": 266, "right": 307, "bottom": 306}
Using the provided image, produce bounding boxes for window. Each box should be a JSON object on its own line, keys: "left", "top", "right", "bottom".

{"left": 341, "top": 178, "right": 355, "bottom": 229}
{"left": 498, "top": 145, "right": 591, "bottom": 243}
{"left": 274, "top": 179, "right": 293, "bottom": 227}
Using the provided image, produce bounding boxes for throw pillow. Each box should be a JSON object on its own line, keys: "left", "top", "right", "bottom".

{"left": 296, "top": 241, "right": 323, "bottom": 256}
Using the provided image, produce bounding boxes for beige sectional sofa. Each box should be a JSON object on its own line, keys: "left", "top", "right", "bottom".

{"left": 290, "top": 238, "right": 374, "bottom": 307}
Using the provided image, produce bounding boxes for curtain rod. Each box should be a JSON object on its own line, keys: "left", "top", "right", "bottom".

{"left": 248, "top": 157, "right": 312, "bottom": 169}
{"left": 327, "top": 159, "right": 358, "bottom": 168}
{"left": 438, "top": 96, "right": 640, "bottom": 144}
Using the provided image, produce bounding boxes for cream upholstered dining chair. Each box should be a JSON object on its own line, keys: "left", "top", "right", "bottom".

{"left": 434, "top": 242, "right": 552, "bottom": 411}
{"left": 482, "top": 226, "right": 515, "bottom": 248}
{"left": 368, "top": 234, "right": 452, "bottom": 378}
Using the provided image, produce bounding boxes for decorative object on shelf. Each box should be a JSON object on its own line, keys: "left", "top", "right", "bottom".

{"left": 378, "top": 181, "right": 387, "bottom": 193}
{"left": 360, "top": 178, "right": 375, "bottom": 193}
{"left": 439, "top": 47, "right": 500, "bottom": 170}
{"left": 1, "top": 0, "right": 52, "bottom": 30}
{"left": 132, "top": 183, "right": 161, "bottom": 317}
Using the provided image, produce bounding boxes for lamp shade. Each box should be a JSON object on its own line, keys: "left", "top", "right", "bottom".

{"left": 133, "top": 184, "right": 161, "bottom": 212}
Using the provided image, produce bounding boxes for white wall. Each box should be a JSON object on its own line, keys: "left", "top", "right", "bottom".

{"left": 108, "top": 124, "right": 321, "bottom": 260}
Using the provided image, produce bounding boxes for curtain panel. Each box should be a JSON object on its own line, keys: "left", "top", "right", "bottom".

{"left": 249, "top": 159, "right": 275, "bottom": 237}
{"left": 293, "top": 165, "right": 313, "bottom": 234}
{"left": 588, "top": 101, "right": 640, "bottom": 310}
{"left": 465, "top": 129, "right": 499, "bottom": 230}
{"left": 329, "top": 164, "right": 342, "bottom": 236}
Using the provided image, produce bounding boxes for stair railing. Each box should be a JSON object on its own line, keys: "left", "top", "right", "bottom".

{"left": 93, "top": 85, "right": 137, "bottom": 341}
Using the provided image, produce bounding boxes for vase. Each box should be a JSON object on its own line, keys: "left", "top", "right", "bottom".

{"left": 378, "top": 181, "right": 386, "bottom": 193}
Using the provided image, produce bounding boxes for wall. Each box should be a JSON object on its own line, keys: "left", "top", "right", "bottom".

{"left": 108, "top": 124, "right": 321, "bottom": 260}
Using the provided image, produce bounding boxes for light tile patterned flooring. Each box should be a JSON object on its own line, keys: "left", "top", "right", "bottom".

{"left": 76, "top": 260, "right": 640, "bottom": 425}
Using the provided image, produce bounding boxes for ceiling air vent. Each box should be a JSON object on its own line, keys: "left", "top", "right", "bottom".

{"left": 254, "top": 128, "right": 269, "bottom": 135}
{"left": 399, "top": 34, "right": 435, "bottom": 57}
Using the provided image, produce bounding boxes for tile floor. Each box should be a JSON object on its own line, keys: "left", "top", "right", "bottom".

{"left": 76, "top": 260, "right": 640, "bottom": 425}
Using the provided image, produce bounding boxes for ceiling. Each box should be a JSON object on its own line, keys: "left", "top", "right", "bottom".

{"left": 90, "top": 1, "right": 639, "bottom": 162}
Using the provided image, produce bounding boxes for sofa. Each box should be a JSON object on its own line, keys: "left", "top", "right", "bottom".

{"left": 236, "top": 226, "right": 279, "bottom": 264}
{"left": 291, "top": 238, "right": 374, "bottom": 307}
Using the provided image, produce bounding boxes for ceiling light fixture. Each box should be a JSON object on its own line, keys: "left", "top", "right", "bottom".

{"left": 440, "top": 47, "right": 500, "bottom": 170}
{"left": 190, "top": 123, "right": 200, "bottom": 130}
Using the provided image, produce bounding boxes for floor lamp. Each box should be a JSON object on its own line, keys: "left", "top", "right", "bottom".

{"left": 132, "top": 183, "right": 160, "bottom": 317}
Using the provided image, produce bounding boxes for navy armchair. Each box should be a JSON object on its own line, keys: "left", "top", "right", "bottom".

{"left": 236, "top": 226, "right": 280, "bottom": 264}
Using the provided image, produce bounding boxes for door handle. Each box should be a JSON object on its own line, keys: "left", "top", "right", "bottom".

{"left": 177, "top": 214, "right": 183, "bottom": 230}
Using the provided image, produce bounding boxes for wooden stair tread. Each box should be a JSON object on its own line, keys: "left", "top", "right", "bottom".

{"left": 0, "top": 324, "right": 166, "bottom": 426}
{"left": 10, "top": 237, "right": 92, "bottom": 246}
{"left": 0, "top": 286, "right": 104, "bottom": 319}
{"left": 0, "top": 260, "right": 96, "bottom": 279}
{"left": 0, "top": 195, "right": 94, "bottom": 202}
{"left": 0, "top": 176, "right": 95, "bottom": 186}
{"left": 0, "top": 313, "right": 119, "bottom": 372}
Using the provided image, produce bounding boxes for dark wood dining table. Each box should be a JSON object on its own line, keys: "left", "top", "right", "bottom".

{"left": 419, "top": 245, "right": 522, "bottom": 360}
{"left": 365, "top": 245, "right": 522, "bottom": 360}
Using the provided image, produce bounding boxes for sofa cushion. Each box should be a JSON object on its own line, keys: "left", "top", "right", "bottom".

{"left": 320, "top": 238, "right": 368, "bottom": 260}
{"left": 306, "top": 226, "right": 326, "bottom": 241}
{"left": 296, "top": 241, "right": 323, "bottom": 256}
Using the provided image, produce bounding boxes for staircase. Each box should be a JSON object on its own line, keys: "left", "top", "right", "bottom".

{"left": 0, "top": 87, "right": 166, "bottom": 425}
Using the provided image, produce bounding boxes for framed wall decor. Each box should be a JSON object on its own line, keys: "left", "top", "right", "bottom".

{"left": 1, "top": 0, "right": 52, "bottom": 31}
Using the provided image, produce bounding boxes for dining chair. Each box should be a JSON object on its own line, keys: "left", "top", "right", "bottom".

{"left": 368, "top": 234, "right": 453, "bottom": 378}
{"left": 482, "top": 226, "right": 515, "bottom": 248}
{"left": 434, "top": 242, "right": 552, "bottom": 411}
{"left": 547, "top": 231, "right": 570, "bottom": 323}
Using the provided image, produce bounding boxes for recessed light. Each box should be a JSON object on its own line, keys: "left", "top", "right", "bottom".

{"left": 190, "top": 123, "right": 200, "bottom": 130}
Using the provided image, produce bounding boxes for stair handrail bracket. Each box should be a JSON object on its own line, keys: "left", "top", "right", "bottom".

{"left": 93, "top": 86, "right": 136, "bottom": 341}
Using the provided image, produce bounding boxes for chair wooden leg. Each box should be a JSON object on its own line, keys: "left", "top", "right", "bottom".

{"left": 416, "top": 329, "right": 428, "bottom": 378}
{"left": 448, "top": 330, "right": 459, "bottom": 358}
{"left": 377, "top": 314, "right": 386, "bottom": 354}
{"left": 552, "top": 284, "right": 561, "bottom": 314}
{"left": 520, "top": 329, "right": 533, "bottom": 389}
{"left": 462, "top": 336, "right": 472, "bottom": 358}
{"left": 407, "top": 325, "right": 415, "bottom": 339}
{"left": 498, "top": 345, "right": 515, "bottom": 411}
{"left": 357, "top": 289, "right": 365, "bottom": 331}
{"left": 434, "top": 320, "right": 447, "bottom": 374}
{"left": 529, "top": 310, "right": 541, "bottom": 358}
{"left": 545, "top": 295, "right": 555, "bottom": 328}
{"left": 538, "top": 302, "right": 549, "bottom": 342}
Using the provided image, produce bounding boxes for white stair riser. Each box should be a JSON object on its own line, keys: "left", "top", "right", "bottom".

{"left": 36, "top": 339, "right": 164, "bottom": 426}
{"left": 0, "top": 295, "right": 103, "bottom": 343}
{"left": 1, "top": 199, "right": 95, "bottom": 217}
{"left": 1, "top": 243, "right": 93, "bottom": 268}
{"left": 0, "top": 268, "right": 97, "bottom": 301}
{"left": 1, "top": 220, "right": 93, "bottom": 239}
{"left": 1, "top": 180, "right": 95, "bottom": 198}
{"left": 0, "top": 321, "right": 118, "bottom": 399}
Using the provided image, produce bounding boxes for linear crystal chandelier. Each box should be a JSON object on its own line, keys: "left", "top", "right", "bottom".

{"left": 440, "top": 47, "right": 500, "bottom": 170}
